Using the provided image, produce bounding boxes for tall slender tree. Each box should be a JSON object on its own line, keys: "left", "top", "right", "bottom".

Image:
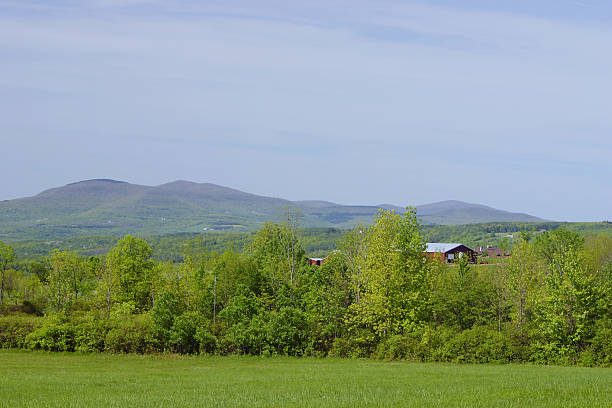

{"left": 340, "top": 225, "right": 369, "bottom": 304}
{"left": 0, "top": 241, "right": 15, "bottom": 306}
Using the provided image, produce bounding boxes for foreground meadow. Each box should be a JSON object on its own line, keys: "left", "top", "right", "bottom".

{"left": 0, "top": 351, "right": 610, "bottom": 407}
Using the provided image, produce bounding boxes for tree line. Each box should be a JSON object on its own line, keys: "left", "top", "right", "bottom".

{"left": 0, "top": 209, "right": 610, "bottom": 365}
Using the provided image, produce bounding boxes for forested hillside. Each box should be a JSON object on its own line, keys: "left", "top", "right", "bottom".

{"left": 7, "top": 222, "right": 611, "bottom": 263}
{"left": 0, "top": 179, "right": 545, "bottom": 240}
{"left": 1, "top": 210, "right": 610, "bottom": 366}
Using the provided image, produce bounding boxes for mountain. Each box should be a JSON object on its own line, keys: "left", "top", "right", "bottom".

{"left": 0, "top": 179, "right": 546, "bottom": 240}
{"left": 415, "top": 200, "right": 544, "bottom": 225}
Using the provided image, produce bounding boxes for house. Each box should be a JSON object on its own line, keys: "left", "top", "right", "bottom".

{"left": 309, "top": 250, "right": 341, "bottom": 266}
{"left": 474, "top": 246, "right": 508, "bottom": 257}
{"left": 308, "top": 257, "right": 326, "bottom": 266}
{"left": 425, "top": 243, "right": 477, "bottom": 263}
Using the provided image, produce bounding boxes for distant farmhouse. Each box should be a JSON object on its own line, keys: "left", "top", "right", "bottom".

{"left": 425, "top": 243, "right": 477, "bottom": 263}
{"left": 474, "top": 246, "right": 509, "bottom": 257}
{"left": 309, "top": 243, "right": 477, "bottom": 266}
{"left": 308, "top": 257, "right": 326, "bottom": 266}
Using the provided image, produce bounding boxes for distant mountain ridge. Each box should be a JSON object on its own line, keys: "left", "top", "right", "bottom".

{"left": 0, "top": 179, "right": 546, "bottom": 240}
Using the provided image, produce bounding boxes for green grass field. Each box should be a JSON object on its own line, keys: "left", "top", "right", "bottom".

{"left": 0, "top": 351, "right": 610, "bottom": 407}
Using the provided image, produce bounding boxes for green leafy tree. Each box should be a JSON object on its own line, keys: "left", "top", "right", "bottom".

{"left": 533, "top": 229, "right": 585, "bottom": 266}
{"left": 340, "top": 225, "right": 369, "bottom": 304}
{"left": 151, "top": 290, "right": 184, "bottom": 348}
{"left": 0, "top": 241, "right": 16, "bottom": 306}
{"left": 499, "top": 238, "right": 510, "bottom": 256}
{"left": 536, "top": 232, "right": 609, "bottom": 357}
{"left": 519, "top": 230, "right": 534, "bottom": 243}
{"left": 348, "top": 208, "right": 429, "bottom": 337}
{"left": 30, "top": 260, "right": 50, "bottom": 284}
{"left": 46, "top": 250, "right": 82, "bottom": 312}
{"left": 583, "top": 234, "right": 612, "bottom": 273}
{"left": 457, "top": 251, "right": 471, "bottom": 277}
{"left": 106, "top": 235, "right": 155, "bottom": 311}
{"left": 97, "top": 258, "right": 117, "bottom": 318}
{"left": 247, "top": 222, "right": 304, "bottom": 294}
{"left": 300, "top": 254, "right": 351, "bottom": 353}
{"left": 430, "top": 260, "right": 496, "bottom": 330}
{"left": 505, "top": 241, "right": 544, "bottom": 334}
{"left": 280, "top": 206, "right": 303, "bottom": 286}
{"left": 491, "top": 263, "right": 511, "bottom": 332}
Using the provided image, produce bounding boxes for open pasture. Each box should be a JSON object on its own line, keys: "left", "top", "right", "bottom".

{"left": 0, "top": 351, "right": 610, "bottom": 407}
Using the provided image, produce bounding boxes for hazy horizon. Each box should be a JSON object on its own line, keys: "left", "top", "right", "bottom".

{"left": 1, "top": 0, "right": 610, "bottom": 222}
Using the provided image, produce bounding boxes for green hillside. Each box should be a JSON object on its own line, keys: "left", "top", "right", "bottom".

{"left": 0, "top": 179, "right": 546, "bottom": 241}
{"left": 9, "top": 222, "right": 611, "bottom": 264}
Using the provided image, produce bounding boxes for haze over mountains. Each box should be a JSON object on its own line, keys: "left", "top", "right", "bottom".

{"left": 0, "top": 179, "right": 545, "bottom": 240}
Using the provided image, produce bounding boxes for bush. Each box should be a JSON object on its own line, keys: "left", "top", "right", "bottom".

{"left": 374, "top": 333, "right": 428, "bottom": 361}
{"left": 105, "top": 314, "right": 157, "bottom": 354}
{"left": 579, "top": 318, "right": 612, "bottom": 367}
{"left": 328, "top": 337, "right": 352, "bottom": 358}
{"left": 528, "top": 341, "right": 577, "bottom": 366}
{"left": 151, "top": 293, "right": 183, "bottom": 348}
{"left": 26, "top": 315, "right": 76, "bottom": 351}
{"left": 195, "top": 326, "right": 217, "bottom": 354}
{"left": 0, "top": 300, "right": 44, "bottom": 317}
{"left": 329, "top": 328, "right": 378, "bottom": 359}
{"left": 169, "top": 312, "right": 203, "bottom": 354}
{"left": 221, "top": 315, "right": 268, "bottom": 355}
{"left": 420, "top": 325, "right": 458, "bottom": 362}
{"left": 74, "top": 314, "right": 109, "bottom": 353}
{"left": 265, "top": 307, "right": 310, "bottom": 356}
{"left": 0, "top": 315, "right": 43, "bottom": 348}
{"left": 439, "top": 326, "right": 517, "bottom": 363}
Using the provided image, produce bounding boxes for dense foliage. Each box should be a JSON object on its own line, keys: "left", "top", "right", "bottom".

{"left": 1, "top": 211, "right": 610, "bottom": 365}
{"left": 8, "top": 222, "right": 611, "bottom": 264}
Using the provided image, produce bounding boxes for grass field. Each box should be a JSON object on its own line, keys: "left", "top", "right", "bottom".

{"left": 0, "top": 351, "right": 610, "bottom": 407}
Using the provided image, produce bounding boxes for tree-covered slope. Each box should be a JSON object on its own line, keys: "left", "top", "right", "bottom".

{"left": 417, "top": 200, "right": 544, "bottom": 225}
{"left": 0, "top": 179, "right": 546, "bottom": 240}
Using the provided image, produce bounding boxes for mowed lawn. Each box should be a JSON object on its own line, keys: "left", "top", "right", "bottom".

{"left": 0, "top": 351, "right": 610, "bottom": 407}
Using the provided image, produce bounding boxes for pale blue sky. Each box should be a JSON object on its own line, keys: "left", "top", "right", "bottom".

{"left": 1, "top": 0, "right": 610, "bottom": 221}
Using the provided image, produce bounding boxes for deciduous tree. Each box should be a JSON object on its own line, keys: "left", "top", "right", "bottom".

{"left": 0, "top": 241, "right": 15, "bottom": 306}
{"left": 106, "top": 235, "right": 155, "bottom": 311}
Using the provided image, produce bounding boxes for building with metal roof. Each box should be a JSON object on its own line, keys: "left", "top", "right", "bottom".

{"left": 425, "top": 243, "right": 476, "bottom": 263}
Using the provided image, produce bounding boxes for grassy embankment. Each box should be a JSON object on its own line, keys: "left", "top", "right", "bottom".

{"left": 0, "top": 351, "right": 610, "bottom": 407}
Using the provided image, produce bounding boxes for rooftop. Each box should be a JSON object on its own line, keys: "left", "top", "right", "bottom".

{"left": 425, "top": 243, "right": 464, "bottom": 253}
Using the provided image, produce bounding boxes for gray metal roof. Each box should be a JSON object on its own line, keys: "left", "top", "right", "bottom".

{"left": 425, "top": 243, "right": 464, "bottom": 253}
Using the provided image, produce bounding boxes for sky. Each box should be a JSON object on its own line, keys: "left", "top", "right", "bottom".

{"left": 0, "top": 0, "right": 610, "bottom": 221}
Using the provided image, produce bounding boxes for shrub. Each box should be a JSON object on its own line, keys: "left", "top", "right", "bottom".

{"left": 169, "top": 312, "right": 203, "bottom": 354}
{"left": 328, "top": 337, "right": 352, "bottom": 358}
{"left": 26, "top": 315, "right": 76, "bottom": 351}
{"left": 328, "top": 328, "right": 378, "bottom": 359}
{"left": 221, "top": 315, "right": 268, "bottom": 355}
{"left": 105, "top": 314, "right": 157, "bottom": 354}
{"left": 195, "top": 326, "right": 217, "bottom": 354}
{"left": 0, "top": 315, "right": 43, "bottom": 349}
{"left": 265, "top": 307, "right": 310, "bottom": 356}
{"left": 439, "top": 326, "right": 516, "bottom": 363}
{"left": 374, "top": 333, "right": 427, "bottom": 361}
{"left": 579, "top": 318, "right": 612, "bottom": 367}
{"left": 74, "top": 314, "right": 109, "bottom": 353}
{"left": 151, "top": 293, "right": 183, "bottom": 348}
{"left": 420, "top": 325, "right": 459, "bottom": 362}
